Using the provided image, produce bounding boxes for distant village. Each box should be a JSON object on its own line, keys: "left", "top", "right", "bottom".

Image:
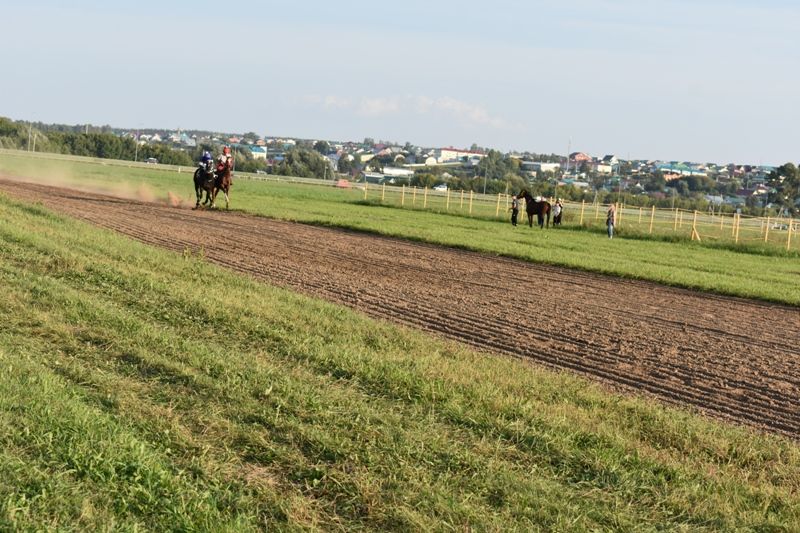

{"left": 122, "top": 127, "right": 784, "bottom": 212}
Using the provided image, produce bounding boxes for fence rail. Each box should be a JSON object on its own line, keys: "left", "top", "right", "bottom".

{"left": 350, "top": 183, "right": 799, "bottom": 252}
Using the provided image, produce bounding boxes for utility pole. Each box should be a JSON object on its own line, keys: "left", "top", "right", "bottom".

{"left": 565, "top": 137, "right": 571, "bottom": 175}
{"left": 27, "top": 123, "right": 32, "bottom": 151}
{"left": 32, "top": 132, "right": 36, "bottom": 152}
{"left": 134, "top": 127, "right": 139, "bottom": 162}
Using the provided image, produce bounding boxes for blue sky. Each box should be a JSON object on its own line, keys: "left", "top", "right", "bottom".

{"left": 3, "top": 0, "right": 798, "bottom": 163}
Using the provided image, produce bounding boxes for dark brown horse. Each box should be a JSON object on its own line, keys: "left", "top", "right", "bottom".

{"left": 517, "top": 189, "right": 551, "bottom": 228}
{"left": 193, "top": 162, "right": 216, "bottom": 208}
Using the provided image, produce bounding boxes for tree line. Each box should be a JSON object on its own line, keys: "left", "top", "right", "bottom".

{"left": 0, "top": 117, "right": 193, "bottom": 166}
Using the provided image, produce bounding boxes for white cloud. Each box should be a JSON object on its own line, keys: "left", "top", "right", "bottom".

{"left": 357, "top": 97, "right": 401, "bottom": 116}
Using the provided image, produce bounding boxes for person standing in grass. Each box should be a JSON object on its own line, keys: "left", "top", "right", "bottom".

{"left": 606, "top": 203, "right": 616, "bottom": 239}
{"left": 510, "top": 195, "right": 519, "bottom": 227}
{"left": 553, "top": 199, "right": 563, "bottom": 226}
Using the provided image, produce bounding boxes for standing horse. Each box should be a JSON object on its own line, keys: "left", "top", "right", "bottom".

{"left": 193, "top": 163, "right": 216, "bottom": 209}
{"left": 517, "top": 189, "right": 551, "bottom": 228}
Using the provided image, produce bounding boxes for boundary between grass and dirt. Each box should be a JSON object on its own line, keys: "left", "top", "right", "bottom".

{"left": 0, "top": 152, "right": 798, "bottom": 307}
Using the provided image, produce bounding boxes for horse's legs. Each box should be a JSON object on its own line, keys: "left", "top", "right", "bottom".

{"left": 195, "top": 186, "right": 201, "bottom": 209}
{"left": 223, "top": 188, "right": 230, "bottom": 210}
{"left": 528, "top": 214, "right": 533, "bottom": 227}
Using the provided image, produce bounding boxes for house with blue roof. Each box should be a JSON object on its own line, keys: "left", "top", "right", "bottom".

{"left": 249, "top": 146, "right": 267, "bottom": 160}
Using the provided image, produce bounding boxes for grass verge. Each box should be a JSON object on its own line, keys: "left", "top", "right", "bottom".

{"left": 1, "top": 192, "right": 798, "bottom": 530}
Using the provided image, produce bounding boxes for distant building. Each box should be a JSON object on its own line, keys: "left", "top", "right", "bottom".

{"left": 569, "top": 152, "right": 592, "bottom": 163}
{"left": 595, "top": 163, "right": 614, "bottom": 175}
{"left": 521, "top": 161, "right": 561, "bottom": 173}
{"left": 434, "top": 147, "right": 485, "bottom": 163}
{"left": 249, "top": 146, "right": 267, "bottom": 160}
{"left": 382, "top": 167, "right": 414, "bottom": 179}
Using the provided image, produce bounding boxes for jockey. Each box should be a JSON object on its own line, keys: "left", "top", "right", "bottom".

{"left": 200, "top": 150, "right": 213, "bottom": 171}
{"left": 217, "top": 146, "right": 234, "bottom": 173}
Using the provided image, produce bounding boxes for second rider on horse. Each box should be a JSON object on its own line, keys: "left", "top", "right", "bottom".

{"left": 217, "top": 146, "right": 234, "bottom": 176}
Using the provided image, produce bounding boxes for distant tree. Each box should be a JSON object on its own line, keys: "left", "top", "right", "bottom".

{"left": 643, "top": 173, "right": 666, "bottom": 192}
{"left": 313, "top": 140, "right": 331, "bottom": 155}
{"left": 768, "top": 163, "right": 800, "bottom": 215}
{"left": 337, "top": 156, "right": 352, "bottom": 174}
{"left": 412, "top": 173, "right": 437, "bottom": 188}
{"left": 274, "top": 147, "right": 328, "bottom": 179}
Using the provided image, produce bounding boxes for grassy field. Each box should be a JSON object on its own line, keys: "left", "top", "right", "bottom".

{"left": 1, "top": 153, "right": 799, "bottom": 306}
{"left": 1, "top": 192, "right": 799, "bottom": 530}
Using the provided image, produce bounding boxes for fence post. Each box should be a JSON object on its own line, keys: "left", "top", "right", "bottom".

{"left": 673, "top": 208, "right": 679, "bottom": 231}
{"left": 691, "top": 210, "right": 699, "bottom": 241}
{"left": 579, "top": 200, "right": 585, "bottom": 225}
{"left": 678, "top": 210, "right": 683, "bottom": 228}
{"left": 617, "top": 203, "right": 622, "bottom": 227}
{"left": 594, "top": 202, "right": 600, "bottom": 221}
{"left": 495, "top": 193, "right": 501, "bottom": 218}
{"left": 364, "top": 181, "right": 368, "bottom": 200}
{"left": 649, "top": 205, "right": 655, "bottom": 234}
{"left": 734, "top": 214, "right": 740, "bottom": 244}
{"left": 638, "top": 207, "right": 643, "bottom": 224}
{"left": 788, "top": 220, "right": 793, "bottom": 251}
{"left": 720, "top": 213, "right": 725, "bottom": 231}
{"left": 401, "top": 185, "right": 405, "bottom": 206}
{"left": 446, "top": 189, "right": 450, "bottom": 211}
{"left": 732, "top": 213, "right": 737, "bottom": 237}
{"left": 412, "top": 186, "right": 417, "bottom": 206}
{"left": 469, "top": 190, "right": 474, "bottom": 215}
{"left": 381, "top": 183, "right": 385, "bottom": 202}
{"left": 764, "top": 216, "right": 770, "bottom": 243}
{"left": 423, "top": 187, "right": 428, "bottom": 209}
{"left": 460, "top": 190, "right": 464, "bottom": 209}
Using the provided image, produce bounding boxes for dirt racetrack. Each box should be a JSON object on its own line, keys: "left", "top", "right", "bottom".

{"left": 3, "top": 178, "right": 799, "bottom": 438}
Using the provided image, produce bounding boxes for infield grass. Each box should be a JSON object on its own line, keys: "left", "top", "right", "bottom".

{"left": 1, "top": 192, "right": 799, "bottom": 530}
{"left": 1, "top": 153, "right": 799, "bottom": 306}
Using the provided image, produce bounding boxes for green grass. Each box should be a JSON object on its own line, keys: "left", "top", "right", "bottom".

{"left": 1, "top": 152, "right": 799, "bottom": 306}
{"left": 1, "top": 191, "right": 800, "bottom": 530}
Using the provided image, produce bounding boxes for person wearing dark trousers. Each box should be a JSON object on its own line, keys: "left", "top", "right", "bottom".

{"left": 606, "top": 204, "right": 616, "bottom": 238}
{"left": 510, "top": 195, "right": 519, "bottom": 227}
{"left": 553, "top": 199, "right": 563, "bottom": 226}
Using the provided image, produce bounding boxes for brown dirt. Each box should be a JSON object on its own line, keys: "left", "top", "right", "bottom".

{"left": 3, "top": 178, "right": 799, "bottom": 438}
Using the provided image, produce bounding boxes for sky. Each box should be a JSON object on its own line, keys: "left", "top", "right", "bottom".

{"left": 2, "top": 0, "right": 799, "bottom": 164}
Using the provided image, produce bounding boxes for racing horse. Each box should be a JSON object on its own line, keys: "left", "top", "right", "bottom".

{"left": 517, "top": 189, "right": 551, "bottom": 228}
{"left": 210, "top": 158, "right": 232, "bottom": 210}
{"left": 193, "top": 159, "right": 232, "bottom": 209}
{"left": 193, "top": 162, "right": 216, "bottom": 209}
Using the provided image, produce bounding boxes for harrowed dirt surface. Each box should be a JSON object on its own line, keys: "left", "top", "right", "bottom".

{"left": 4, "top": 178, "right": 799, "bottom": 439}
